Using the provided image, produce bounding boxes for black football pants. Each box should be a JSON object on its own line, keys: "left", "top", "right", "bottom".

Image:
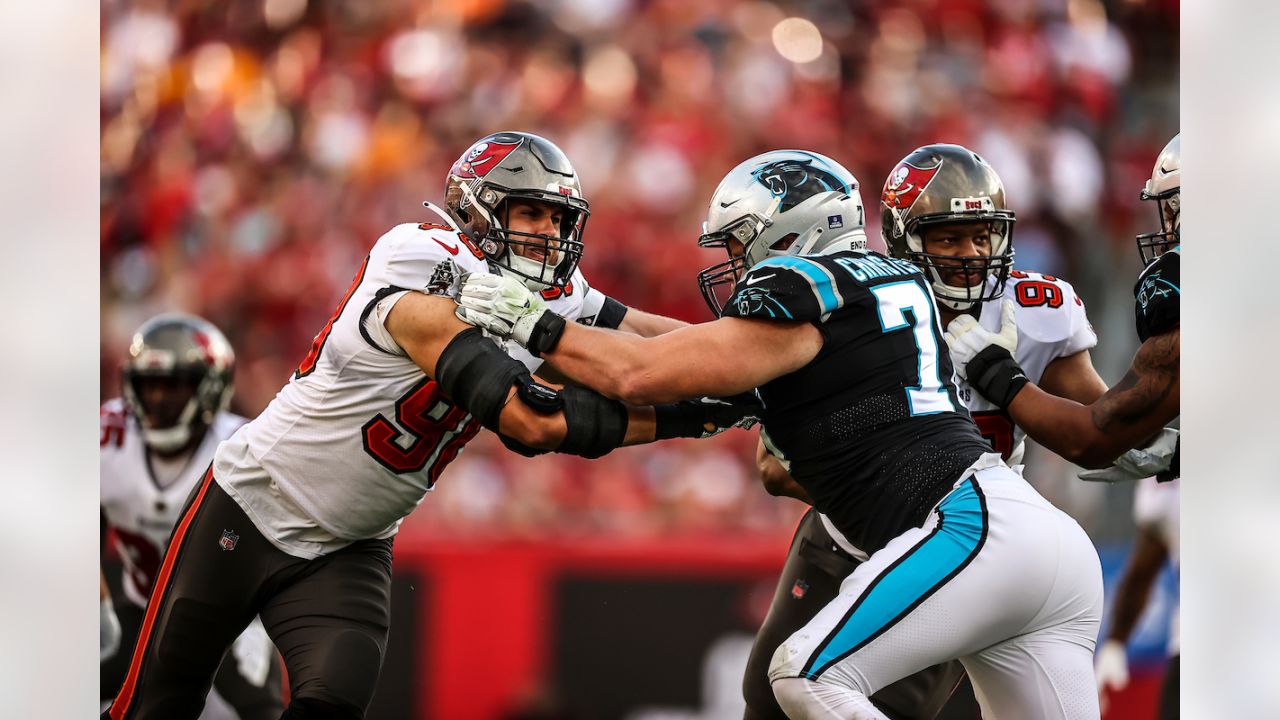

{"left": 743, "top": 508, "right": 970, "bottom": 720}
{"left": 104, "top": 466, "right": 394, "bottom": 720}
{"left": 101, "top": 596, "right": 285, "bottom": 720}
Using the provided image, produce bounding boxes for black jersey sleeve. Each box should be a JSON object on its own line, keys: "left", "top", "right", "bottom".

{"left": 1134, "top": 248, "right": 1180, "bottom": 341}
{"left": 722, "top": 257, "right": 843, "bottom": 322}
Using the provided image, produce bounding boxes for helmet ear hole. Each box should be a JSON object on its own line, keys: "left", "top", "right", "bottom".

{"left": 771, "top": 233, "right": 800, "bottom": 252}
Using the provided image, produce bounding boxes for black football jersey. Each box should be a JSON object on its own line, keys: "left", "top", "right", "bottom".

{"left": 723, "top": 250, "right": 991, "bottom": 554}
{"left": 1134, "top": 246, "right": 1180, "bottom": 342}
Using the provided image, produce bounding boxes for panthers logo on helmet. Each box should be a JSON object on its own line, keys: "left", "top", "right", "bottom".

{"left": 452, "top": 138, "right": 523, "bottom": 179}
{"left": 881, "top": 162, "right": 940, "bottom": 211}
{"left": 751, "top": 158, "right": 852, "bottom": 213}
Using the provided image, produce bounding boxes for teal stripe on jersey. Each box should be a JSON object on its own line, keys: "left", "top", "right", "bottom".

{"left": 755, "top": 257, "right": 841, "bottom": 314}
{"left": 801, "top": 478, "right": 987, "bottom": 679}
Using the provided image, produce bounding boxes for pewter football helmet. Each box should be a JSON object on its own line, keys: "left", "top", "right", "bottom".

{"left": 442, "top": 131, "right": 589, "bottom": 291}
{"left": 1137, "top": 133, "right": 1180, "bottom": 265}
{"left": 880, "top": 144, "right": 1016, "bottom": 312}
{"left": 697, "top": 150, "right": 867, "bottom": 316}
{"left": 122, "top": 313, "right": 235, "bottom": 453}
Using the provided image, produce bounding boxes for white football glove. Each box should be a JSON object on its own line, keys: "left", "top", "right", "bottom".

{"left": 100, "top": 596, "right": 122, "bottom": 662}
{"left": 454, "top": 272, "right": 550, "bottom": 347}
{"left": 231, "top": 617, "right": 274, "bottom": 687}
{"left": 943, "top": 299, "right": 1018, "bottom": 380}
{"left": 1078, "top": 427, "right": 1180, "bottom": 483}
{"left": 1095, "top": 639, "right": 1130, "bottom": 694}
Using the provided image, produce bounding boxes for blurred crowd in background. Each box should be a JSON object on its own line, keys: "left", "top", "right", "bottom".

{"left": 100, "top": 0, "right": 1178, "bottom": 541}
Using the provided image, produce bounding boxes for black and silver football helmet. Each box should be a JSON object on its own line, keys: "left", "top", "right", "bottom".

{"left": 880, "top": 144, "right": 1016, "bottom": 311}
{"left": 121, "top": 313, "right": 235, "bottom": 454}
{"left": 442, "top": 131, "right": 589, "bottom": 291}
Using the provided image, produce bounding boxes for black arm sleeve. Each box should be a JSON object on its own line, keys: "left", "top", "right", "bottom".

{"left": 434, "top": 329, "right": 528, "bottom": 430}
{"left": 593, "top": 296, "right": 629, "bottom": 330}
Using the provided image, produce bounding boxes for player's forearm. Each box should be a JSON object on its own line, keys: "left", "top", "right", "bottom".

{"left": 1007, "top": 385, "right": 1123, "bottom": 468}
{"left": 618, "top": 307, "right": 690, "bottom": 338}
{"left": 1105, "top": 533, "right": 1167, "bottom": 642}
{"left": 542, "top": 323, "right": 658, "bottom": 402}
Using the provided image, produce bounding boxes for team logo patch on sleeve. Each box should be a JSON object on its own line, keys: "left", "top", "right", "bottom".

{"left": 426, "top": 259, "right": 459, "bottom": 296}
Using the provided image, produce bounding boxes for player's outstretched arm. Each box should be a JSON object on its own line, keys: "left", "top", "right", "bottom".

{"left": 454, "top": 271, "right": 821, "bottom": 404}
{"left": 1006, "top": 328, "right": 1179, "bottom": 468}
{"left": 616, "top": 306, "right": 689, "bottom": 338}
{"left": 550, "top": 317, "right": 820, "bottom": 406}
{"left": 387, "top": 292, "right": 757, "bottom": 456}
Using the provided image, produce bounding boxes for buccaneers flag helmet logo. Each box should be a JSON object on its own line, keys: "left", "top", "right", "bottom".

{"left": 451, "top": 138, "right": 523, "bottom": 179}
{"left": 881, "top": 162, "right": 940, "bottom": 212}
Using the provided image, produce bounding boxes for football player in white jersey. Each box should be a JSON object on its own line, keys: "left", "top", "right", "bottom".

{"left": 945, "top": 135, "right": 1181, "bottom": 475}
{"left": 1094, "top": 477, "right": 1179, "bottom": 719}
{"left": 100, "top": 314, "right": 284, "bottom": 720}
{"left": 104, "top": 132, "right": 757, "bottom": 720}
{"left": 739, "top": 144, "right": 1109, "bottom": 720}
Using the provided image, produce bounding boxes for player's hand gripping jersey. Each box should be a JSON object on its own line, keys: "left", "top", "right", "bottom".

{"left": 215, "top": 210, "right": 613, "bottom": 558}
{"left": 960, "top": 271, "right": 1096, "bottom": 464}
{"left": 723, "top": 250, "right": 991, "bottom": 555}
{"left": 100, "top": 401, "right": 247, "bottom": 605}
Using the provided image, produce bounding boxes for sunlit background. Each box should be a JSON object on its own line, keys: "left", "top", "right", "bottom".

{"left": 98, "top": 0, "right": 1179, "bottom": 718}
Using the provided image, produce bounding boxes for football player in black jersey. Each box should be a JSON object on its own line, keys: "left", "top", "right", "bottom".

{"left": 455, "top": 150, "right": 1104, "bottom": 720}
{"left": 740, "top": 143, "right": 1119, "bottom": 720}
{"left": 946, "top": 135, "right": 1180, "bottom": 477}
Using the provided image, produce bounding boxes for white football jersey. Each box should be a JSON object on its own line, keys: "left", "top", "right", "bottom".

{"left": 820, "top": 269, "right": 1096, "bottom": 560}
{"left": 1134, "top": 476, "right": 1180, "bottom": 654}
{"left": 216, "top": 210, "right": 609, "bottom": 558}
{"left": 101, "top": 400, "right": 247, "bottom": 607}
{"left": 958, "top": 270, "right": 1096, "bottom": 465}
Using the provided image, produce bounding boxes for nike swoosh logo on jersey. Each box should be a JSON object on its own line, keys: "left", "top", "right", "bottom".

{"left": 433, "top": 238, "right": 460, "bottom": 255}
{"left": 745, "top": 274, "right": 776, "bottom": 285}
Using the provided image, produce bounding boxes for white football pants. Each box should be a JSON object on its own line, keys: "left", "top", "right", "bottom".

{"left": 769, "top": 454, "right": 1103, "bottom": 720}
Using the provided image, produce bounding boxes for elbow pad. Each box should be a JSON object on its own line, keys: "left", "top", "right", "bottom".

{"left": 434, "top": 328, "right": 528, "bottom": 430}
{"left": 557, "top": 385, "right": 629, "bottom": 459}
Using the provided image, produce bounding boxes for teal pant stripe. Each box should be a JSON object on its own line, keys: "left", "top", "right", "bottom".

{"left": 802, "top": 478, "right": 987, "bottom": 679}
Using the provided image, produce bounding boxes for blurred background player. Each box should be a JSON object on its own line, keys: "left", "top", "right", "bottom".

{"left": 100, "top": 313, "right": 284, "bottom": 720}
{"left": 740, "top": 143, "right": 1109, "bottom": 720}
{"left": 1094, "top": 476, "right": 1179, "bottom": 720}
{"left": 455, "top": 149, "right": 1104, "bottom": 720}
{"left": 103, "top": 132, "right": 756, "bottom": 720}
{"left": 944, "top": 135, "right": 1181, "bottom": 474}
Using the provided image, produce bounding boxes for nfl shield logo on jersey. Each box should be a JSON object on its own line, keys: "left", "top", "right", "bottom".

{"left": 219, "top": 529, "right": 239, "bottom": 551}
{"left": 791, "top": 578, "right": 809, "bottom": 600}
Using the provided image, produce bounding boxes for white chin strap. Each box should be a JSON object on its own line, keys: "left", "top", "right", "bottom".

{"left": 141, "top": 397, "right": 200, "bottom": 453}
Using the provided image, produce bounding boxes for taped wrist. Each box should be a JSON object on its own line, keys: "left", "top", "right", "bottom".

{"left": 435, "top": 328, "right": 527, "bottom": 430}
{"left": 526, "top": 312, "right": 566, "bottom": 357}
{"left": 654, "top": 402, "right": 709, "bottom": 440}
{"left": 966, "top": 344, "right": 1029, "bottom": 410}
{"left": 557, "top": 385, "right": 628, "bottom": 458}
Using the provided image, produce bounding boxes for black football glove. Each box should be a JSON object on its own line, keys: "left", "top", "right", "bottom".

{"left": 655, "top": 393, "right": 763, "bottom": 440}
{"left": 964, "top": 344, "right": 1029, "bottom": 410}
